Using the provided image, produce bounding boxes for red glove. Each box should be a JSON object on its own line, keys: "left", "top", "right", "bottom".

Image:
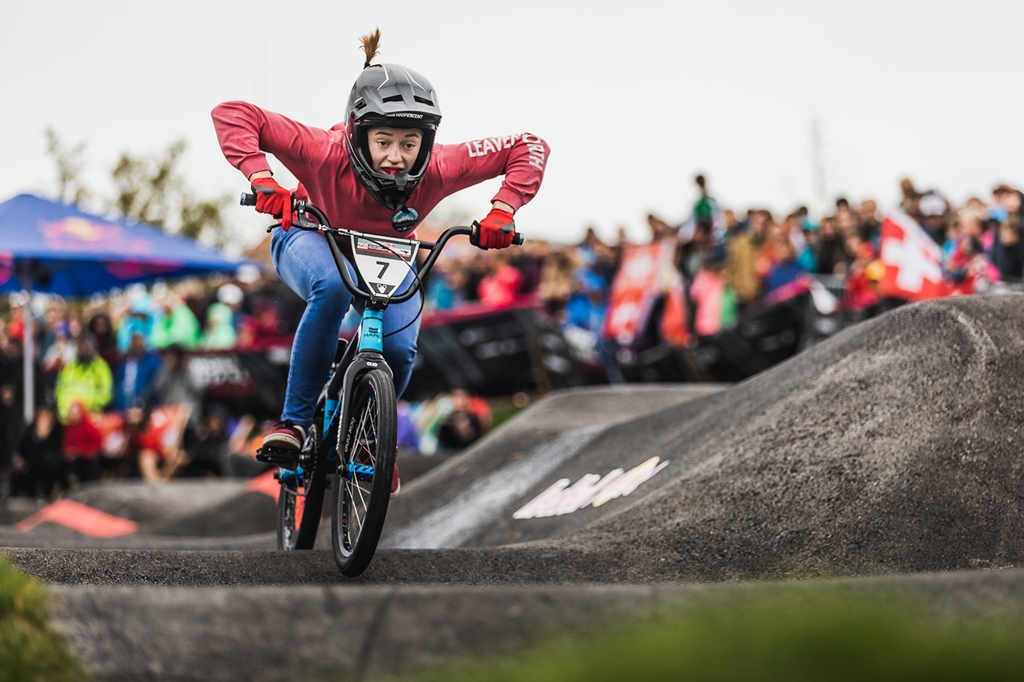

{"left": 473, "top": 207, "right": 516, "bottom": 250}
{"left": 251, "top": 177, "right": 293, "bottom": 231}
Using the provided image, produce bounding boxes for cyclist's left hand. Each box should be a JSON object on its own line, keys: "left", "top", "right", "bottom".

{"left": 473, "top": 207, "right": 515, "bottom": 249}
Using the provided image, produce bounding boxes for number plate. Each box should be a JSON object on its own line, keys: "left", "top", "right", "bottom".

{"left": 351, "top": 236, "right": 419, "bottom": 298}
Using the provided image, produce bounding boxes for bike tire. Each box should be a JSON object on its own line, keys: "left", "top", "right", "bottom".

{"left": 331, "top": 368, "right": 396, "bottom": 576}
{"left": 276, "top": 405, "right": 327, "bottom": 551}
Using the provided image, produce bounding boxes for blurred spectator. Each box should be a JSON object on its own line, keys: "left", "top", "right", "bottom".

{"left": 918, "top": 193, "right": 950, "bottom": 245}
{"left": 858, "top": 199, "right": 881, "bottom": 245}
{"left": 396, "top": 401, "right": 420, "bottom": 452}
{"left": 991, "top": 186, "right": 1024, "bottom": 282}
{"left": 899, "top": 178, "right": 920, "bottom": 216}
{"left": 54, "top": 335, "right": 112, "bottom": 423}
{"left": 692, "top": 174, "right": 718, "bottom": 231}
{"left": 437, "top": 388, "right": 485, "bottom": 451}
{"left": 115, "top": 332, "right": 162, "bottom": 411}
{"left": 679, "top": 222, "right": 713, "bottom": 282}
{"left": 689, "top": 245, "right": 731, "bottom": 336}
{"left": 845, "top": 243, "right": 881, "bottom": 311}
{"left": 537, "top": 249, "right": 580, "bottom": 315}
{"left": 0, "top": 336, "right": 24, "bottom": 398}
{"left": 180, "top": 406, "right": 228, "bottom": 478}
{"left": 765, "top": 228, "right": 805, "bottom": 294}
{"left": 9, "top": 406, "right": 64, "bottom": 499}
{"left": 815, "top": 216, "right": 847, "bottom": 275}
{"left": 87, "top": 312, "right": 120, "bottom": 367}
{"left": 154, "top": 344, "right": 203, "bottom": 427}
{"left": 566, "top": 271, "right": 609, "bottom": 332}
{"left": 424, "top": 259, "right": 461, "bottom": 311}
{"left": 119, "top": 401, "right": 186, "bottom": 483}
{"left": 202, "top": 284, "right": 241, "bottom": 349}
{"left": 41, "top": 329, "right": 76, "bottom": 375}
{"left": 218, "top": 415, "right": 267, "bottom": 478}
{"left": 152, "top": 290, "right": 201, "bottom": 349}
{"left": 40, "top": 300, "right": 70, "bottom": 358}
{"left": 0, "top": 383, "right": 23, "bottom": 485}
{"left": 478, "top": 255, "right": 523, "bottom": 308}
{"left": 994, "top": 183, "right": 1024, "bottom": 224}
{"left": 117, "top": 290, "right": 159, "bottom": 352}
{"left": 63, "top": 400, "right": 103, "bottom": 486}
{"left": 724, "top": 211, "right": 760, "bottom": 307}
{"left": 578, "top": 227, "right": 618, "bottom": 283}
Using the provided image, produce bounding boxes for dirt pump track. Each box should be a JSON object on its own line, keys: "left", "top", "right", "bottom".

{"left": 7, "top": 294, "right": 1024, "bottom": 679}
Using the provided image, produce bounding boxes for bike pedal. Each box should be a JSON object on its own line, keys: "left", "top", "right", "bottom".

{"left": 257, "top": 446, "right": 301, "bottom": 470}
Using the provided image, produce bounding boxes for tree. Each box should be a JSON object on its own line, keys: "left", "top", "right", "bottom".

{"left": 109, "top": 140, "right": 230, "bottom": 245}
{"left": 44, "top": 127, "right": 89, "bottom": 206}
{"left": 110, "top": 139, "right": 184, "bottom": 229}
{"left": 44, "top": 130, "right": 230, "bottom": 246}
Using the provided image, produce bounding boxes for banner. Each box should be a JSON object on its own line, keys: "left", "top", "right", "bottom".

{"left": 879, "top": 211, "right": 952, "bottom": 302}
{"left": 407, "top": 302, "right": 580, "bottom": 400}
{"left": 604, "top": 239, "right": 678, "bottom": 346}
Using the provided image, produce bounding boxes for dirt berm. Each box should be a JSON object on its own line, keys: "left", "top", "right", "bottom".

{"left": 381, "top": 295, "right": 1024, "bottom": 581}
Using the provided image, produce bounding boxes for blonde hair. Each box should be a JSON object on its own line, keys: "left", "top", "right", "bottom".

{"left": 360, "top": 28, "right": 381, "bottom": 68}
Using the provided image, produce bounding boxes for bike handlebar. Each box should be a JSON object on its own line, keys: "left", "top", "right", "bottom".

{"left": 240, "top": 193, "right": 522, "bottom": 304}
{"left": 239, "top": 192, "right": 524, "bottom": 247}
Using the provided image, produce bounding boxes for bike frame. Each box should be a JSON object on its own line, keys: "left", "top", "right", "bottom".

{"left": 291, "top": 201, "right": 455, "bottom": 481}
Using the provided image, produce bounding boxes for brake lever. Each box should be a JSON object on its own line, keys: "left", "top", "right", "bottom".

{"left": 264, "top": 215, "right": 324, "bottom": 233}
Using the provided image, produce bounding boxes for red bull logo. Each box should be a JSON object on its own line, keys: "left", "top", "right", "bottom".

{"left": 41, "top": 217, "right": 152, "bottom": 254}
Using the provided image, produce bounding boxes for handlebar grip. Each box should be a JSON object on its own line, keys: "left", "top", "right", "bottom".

{"left": 470, "top": 222, "right": 525, "bottom": 248}
{"left": 240, "top": 193, "right": 257, "bottom": 206}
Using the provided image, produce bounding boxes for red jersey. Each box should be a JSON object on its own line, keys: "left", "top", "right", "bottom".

{"left": 211, "top": 102, "right": 549, "bottom": 238}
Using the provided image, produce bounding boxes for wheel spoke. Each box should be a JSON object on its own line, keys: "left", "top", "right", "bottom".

{"left": 345, "top": 394, "right": 378, "bottom": 547}
{"left": 335, "top": 372, "right": 393, "bottom": 573}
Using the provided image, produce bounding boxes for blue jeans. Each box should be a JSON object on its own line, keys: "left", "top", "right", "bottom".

{"left": 271, "top": 227, "right": 422, "bottom": 429}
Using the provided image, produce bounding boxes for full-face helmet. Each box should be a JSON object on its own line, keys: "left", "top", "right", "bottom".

{"left": 345, "top": 62, "right": 441, "bottom": 229}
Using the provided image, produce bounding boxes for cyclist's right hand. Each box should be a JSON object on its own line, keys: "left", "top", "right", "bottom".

{"left": 251, "top": 176, "right": 293, "bottom": 231}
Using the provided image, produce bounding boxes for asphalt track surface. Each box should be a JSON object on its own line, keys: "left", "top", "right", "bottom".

{"left": 7, "top": 295, "right": 1024, "bottom": 680}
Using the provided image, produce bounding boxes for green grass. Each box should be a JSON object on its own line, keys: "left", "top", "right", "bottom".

{"left": 0, "top": 556, "right": 83, "bottom": 682}
{"left": 394, "top": 588, "right": 1024, "bottom": 682}
{"left": 488, "top": 400, "right": 527, "bottom": 432}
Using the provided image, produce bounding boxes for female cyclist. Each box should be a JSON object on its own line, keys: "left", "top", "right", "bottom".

{"left": 212, "top": 30, "right": 549, "bottom": 495}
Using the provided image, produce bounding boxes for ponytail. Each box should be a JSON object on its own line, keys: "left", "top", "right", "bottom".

{"left": 360, "top": 28, "right": 381, "bottom": 68}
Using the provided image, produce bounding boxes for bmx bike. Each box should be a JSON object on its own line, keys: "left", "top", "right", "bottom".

{"left": 243, "top": 193, "right": 522, "bottom": 576}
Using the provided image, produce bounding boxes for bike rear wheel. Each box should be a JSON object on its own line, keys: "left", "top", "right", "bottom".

{"left": 331, "top": 368, "right": 396, "bottom": 576}
{"left": 277, "top": 406, "right": 327, "bottom": 551}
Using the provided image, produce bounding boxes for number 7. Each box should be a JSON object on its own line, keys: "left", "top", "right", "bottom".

{"left": 376, "top": 261, "right": 390, "bottom": 279}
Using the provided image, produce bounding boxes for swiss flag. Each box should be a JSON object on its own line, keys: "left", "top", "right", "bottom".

{"left": 878, "top": 211, "right": 952, "bottom": 301}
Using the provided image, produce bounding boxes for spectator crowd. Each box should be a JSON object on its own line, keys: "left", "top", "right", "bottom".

{"left": 3, "top": 174, "right": 1023, "bottom": 499}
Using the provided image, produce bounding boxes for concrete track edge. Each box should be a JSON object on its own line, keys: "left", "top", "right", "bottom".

{"left": 30, "top": 562, "right": 1024, "bottom": 681}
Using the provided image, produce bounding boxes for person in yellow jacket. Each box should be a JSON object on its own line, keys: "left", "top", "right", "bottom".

{"left": 55, "top": 335, "right": 112, "bottom": 423}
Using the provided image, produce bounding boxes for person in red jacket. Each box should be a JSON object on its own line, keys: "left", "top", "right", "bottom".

{"left": 212, "top": 30, "right": 548, "bottom": 493}
{"left": 63, "top": 400, "right": 103, "bottom": 485}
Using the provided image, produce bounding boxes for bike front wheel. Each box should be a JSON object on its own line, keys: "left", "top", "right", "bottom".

{"left": 331, "top": 368, "right": 396, "bottom": 576}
